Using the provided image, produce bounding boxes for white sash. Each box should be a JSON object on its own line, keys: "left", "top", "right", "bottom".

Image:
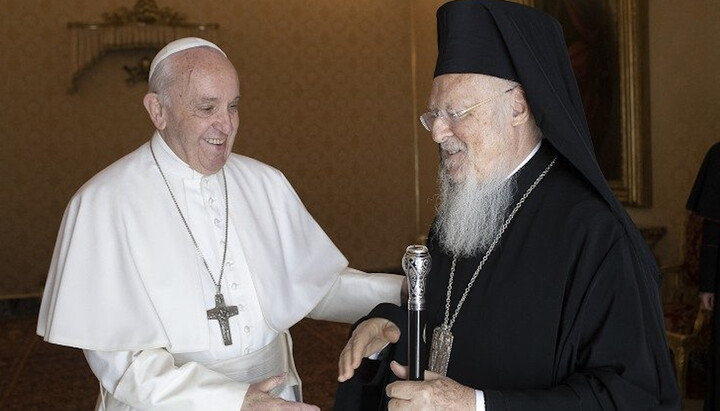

{"left": 95, "top": 332, "right": 301, "bottom": 410}
{"left": 201, "top": 331, "right": 301, "bottom": 400}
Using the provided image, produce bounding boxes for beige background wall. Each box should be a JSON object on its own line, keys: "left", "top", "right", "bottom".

{"left": 628, "top": 0, "right": 720, "bottom": 267}
{"left": 0, "top": 0, "right": 718, "bottom": 297}
{"left": 0, "top": 0, "right": 417, "bottom": 297}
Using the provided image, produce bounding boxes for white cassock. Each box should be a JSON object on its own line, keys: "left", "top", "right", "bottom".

{"left": 37, "top": 132, "right": 403, "bottom": 410}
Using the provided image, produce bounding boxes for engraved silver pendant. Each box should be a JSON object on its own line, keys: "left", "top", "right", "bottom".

{"left": 428, "top": 326, "right": 453, "bottom": 376}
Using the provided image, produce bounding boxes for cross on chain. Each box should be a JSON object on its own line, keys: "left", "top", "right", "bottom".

{"left": 206, "top": 292, "right": 239, "bottom": 345}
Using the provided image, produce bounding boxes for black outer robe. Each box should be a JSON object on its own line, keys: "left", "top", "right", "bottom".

{"left": 686, "top": 142, "right": 720, "bottom": 411}
{"left": 334, "top": 142, "right": 678, "bottom": 410}
{"left": 336, "top": 1, "right": 679, "bottom": 409}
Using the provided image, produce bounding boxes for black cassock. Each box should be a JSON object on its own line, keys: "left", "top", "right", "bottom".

{"left": 687, "top": 141, "right": 720, "bottom": 411}
{"left": 335, "top": 142, "right": 678, "bottom": 410}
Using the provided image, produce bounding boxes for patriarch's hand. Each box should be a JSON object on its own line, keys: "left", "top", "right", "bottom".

{"left": 337, "top": 318, "right": 401, "bottom": 382}
{"left": 386, "top": 361, "right": 475, "bottom": 410}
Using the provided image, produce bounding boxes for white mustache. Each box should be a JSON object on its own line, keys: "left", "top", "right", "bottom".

{"left": 440, "top": 140, "right": 466, "bottom": 156}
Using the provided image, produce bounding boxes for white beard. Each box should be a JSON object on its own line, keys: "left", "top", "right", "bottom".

{"left": 435, "top": 162, "right": 517, "bottom": 258}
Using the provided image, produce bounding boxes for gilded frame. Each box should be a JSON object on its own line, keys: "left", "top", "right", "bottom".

{"left": 517, "top": 0, "right": 651, "bottom": 206}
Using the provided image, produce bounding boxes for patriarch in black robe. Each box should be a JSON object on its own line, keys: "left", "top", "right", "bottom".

{"left": 687, "top": 142, "right": 720, "bottom": 411}
{"left": 334, "top": 1, "right": 680, "bottom": 410}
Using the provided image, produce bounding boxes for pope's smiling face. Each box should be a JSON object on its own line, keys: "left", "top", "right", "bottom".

{"left": 157, "top": 48, "right": 240, "bottom": 175}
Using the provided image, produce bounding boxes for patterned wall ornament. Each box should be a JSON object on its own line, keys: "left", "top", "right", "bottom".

{"left": 122, "top": 56, "right": 153, "bottom": 87}
{"left": 101, "top": 0, "right": 186, "bottom": 25}
{"left": 67, "top": 0, "right": 218, "bottom": 92}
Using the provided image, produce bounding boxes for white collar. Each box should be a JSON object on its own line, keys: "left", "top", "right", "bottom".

{"left": 505, "top": 140, "right": 542, "bottom": 181}
{"left": 151, "top": 131, "right": 221, "bottom": 180}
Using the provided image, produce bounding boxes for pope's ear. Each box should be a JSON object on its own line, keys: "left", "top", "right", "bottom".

{"left": 143, "top": 93, "right": 167, "bottom": 130}
{"left": 511, "top": 88, "right": 530, "bottom": 127}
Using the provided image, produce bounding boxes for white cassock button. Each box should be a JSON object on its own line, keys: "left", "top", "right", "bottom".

{"left": 243, "top": 325, "right": 250, "bottom": 333}
{"left": 208, "top": 197, "right": 215, "bottom": 206}
{"left": 226, "top": 261, "right": 234, "bottom": 268}
{"left": 231, "top": 282, "right": 239, "bottom": 290}
{"left": 214, "top": 218, "right": 221, "bottom": 227}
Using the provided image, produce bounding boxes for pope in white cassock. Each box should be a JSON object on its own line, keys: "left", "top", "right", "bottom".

{"left": 36, "top": 38, "right": 403, "bottom": 410}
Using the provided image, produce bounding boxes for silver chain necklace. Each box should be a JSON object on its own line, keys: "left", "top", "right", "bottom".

{"left": 150, "top": 144, "right": 239, "bottom": 346}
{"left": 428, "top": 156, "right": 557, "bottom": 375}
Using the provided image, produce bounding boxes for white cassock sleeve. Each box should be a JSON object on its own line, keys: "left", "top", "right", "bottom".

{"left": 307, "top": 267, "right": 404, "bottom": 323}
{"left": 84, "top": 349, "right": 248, "bottom": 411}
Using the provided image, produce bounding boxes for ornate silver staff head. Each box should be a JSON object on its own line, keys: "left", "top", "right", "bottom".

{"left": 402, "top": 245, "right": 431, "bottom": 311}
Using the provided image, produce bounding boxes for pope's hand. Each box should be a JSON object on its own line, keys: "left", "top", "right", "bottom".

{"left": 241, "top": 373, "right": 319, "bottom": 410}
{"left": 337, "top": 317, "right": 401, "bottom": 382}
{"left": 386, "top": 360, "right": 475, "bottom": 410}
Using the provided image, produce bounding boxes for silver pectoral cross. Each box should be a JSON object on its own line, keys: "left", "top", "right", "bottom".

{"left": 206, "top": 292, "right": 239, "bottom": 346}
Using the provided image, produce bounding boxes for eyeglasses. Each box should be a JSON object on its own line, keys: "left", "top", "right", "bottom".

{"left": 419, "top": 86, "right": 518, "bottom": 132}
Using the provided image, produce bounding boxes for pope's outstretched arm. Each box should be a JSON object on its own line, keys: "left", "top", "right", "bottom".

{"left": 307, "top": 267, "right": 403, "bottom": 324}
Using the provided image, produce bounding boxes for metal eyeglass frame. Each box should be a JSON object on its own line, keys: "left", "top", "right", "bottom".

{"left": 419, "top": 85, "right": 518, "bottom": 132}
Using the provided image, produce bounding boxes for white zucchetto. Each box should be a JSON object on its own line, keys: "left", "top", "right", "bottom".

{"left": 149, "top": 37, "right": 226, "bottom": 81}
